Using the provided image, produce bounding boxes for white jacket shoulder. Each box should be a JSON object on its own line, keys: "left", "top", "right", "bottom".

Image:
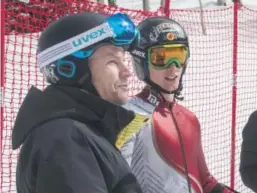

{"left": 122, "top": 96, "right": 155, "bottom": 115}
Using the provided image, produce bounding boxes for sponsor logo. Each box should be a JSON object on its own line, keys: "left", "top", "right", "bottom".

{"left": 147, "top": 92, "right": 160, "bottom": 106}
{"left": 149, "top": 23, "right": 184, "bottom": 42}
{"left": 166, "top": 32, "right": 176, "bottom": 41}
{"left": 72, "top": 27, "right": 106, "bottom": 48}
{"left": 131, "top": 49, "right": 146, "bottom": 58}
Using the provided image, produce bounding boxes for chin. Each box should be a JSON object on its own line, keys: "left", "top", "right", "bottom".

{"left": 115, "top": 93, "right": 129, "bottom": 105}
{"left": 163, "top": 85, "right": 179, "bottom": 92}
{"left": 115, "top": 98, "right": 128, "bottom": 105}
{"left": 120, "top": 94, "right": 129, "bottom": 104}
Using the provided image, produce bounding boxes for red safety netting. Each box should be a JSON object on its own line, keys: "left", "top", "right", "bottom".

{"left": 235, "top": 5, "right": 257, "bottom": 193}
{"left": 1, "top": 0, "right": 256, "bottom": 193}
{"left": 1, "top": 1, "right": 157, "bottom": 192}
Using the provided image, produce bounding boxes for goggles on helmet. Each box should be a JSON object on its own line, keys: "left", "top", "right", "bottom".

{"left": 148, "top": 44, "right": 189, "bottom": 70}
{"left": 38, "top": 13, "right": 139, "bottom": 69}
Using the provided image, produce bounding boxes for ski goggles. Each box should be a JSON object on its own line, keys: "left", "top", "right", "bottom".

{"left": 148, "top": 44, "right": 189, "bottom": 70}
{"left": 38, "top": 13, "right": 139, "bottom": 69}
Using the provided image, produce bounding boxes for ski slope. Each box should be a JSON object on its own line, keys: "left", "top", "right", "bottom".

{"left": 118, "top": 0, "right": 257, "bottom": 12}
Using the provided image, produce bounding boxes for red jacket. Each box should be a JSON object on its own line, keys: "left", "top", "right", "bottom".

{"left": 121, "top": 87, "right": 236, "bottom": 193}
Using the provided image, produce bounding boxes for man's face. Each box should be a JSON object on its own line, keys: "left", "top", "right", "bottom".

{"left": 149, "top": 63, "right": 183, "bottom": 93}
{"left": 89, "top": 44, "right": 132, "bottom": 105}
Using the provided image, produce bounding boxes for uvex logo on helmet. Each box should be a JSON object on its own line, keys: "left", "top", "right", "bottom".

{"left": 72, "top": 27, "right": 107, "bottom": 48}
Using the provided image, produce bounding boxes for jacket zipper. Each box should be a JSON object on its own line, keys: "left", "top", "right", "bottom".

{"left": 169, "top": 103, "right": 192, "bottom": 193}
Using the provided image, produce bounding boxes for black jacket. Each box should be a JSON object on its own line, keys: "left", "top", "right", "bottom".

{"left": 240, "top": 110, "right": 257, "bottom": 192}
{"left": 12, "top": 85, "right": 143, "bottom": 193}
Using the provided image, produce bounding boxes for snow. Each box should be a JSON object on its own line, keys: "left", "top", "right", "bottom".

{"left": 118, "top": 0, "right": 257, "bottom": 12}
{"left": 169, "top": 0, "right": 257, "bottom": 9}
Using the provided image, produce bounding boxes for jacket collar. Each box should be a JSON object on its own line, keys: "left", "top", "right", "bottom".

{"left": 12, "top": 85, "right": 135, "bottom": 149}
{"left": 137, "top": 86, "right": 176, "bottom": 107}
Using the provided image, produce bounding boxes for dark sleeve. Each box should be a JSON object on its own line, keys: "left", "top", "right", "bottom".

{"left": 35, "top": 119, "right": 108, "bottom": 193}
{"left": 240, "top": 110, "right": 257, "bottom": 192}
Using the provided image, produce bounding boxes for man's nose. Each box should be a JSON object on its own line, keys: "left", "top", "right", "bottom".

{"left": 120, "top": 65, "right": 132, "bottom": 78}
{"left": 120, "top": 70, "right": 132, "bottom": 78}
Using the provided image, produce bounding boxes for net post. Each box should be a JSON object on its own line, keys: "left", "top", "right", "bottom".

{"left": 0, "top": 0, "right": 5, "bottom": 187}
{"left": 231, "top": 0, "right": 239, "bottom": 189}
{"left": 98, "top": 0, "right": 109, "bottom": 5}
{"left": 163, "top": 0, "right": 170, "bottom": 17}
{"left": 142, "top": 0, "right": 150, "bottom": 11}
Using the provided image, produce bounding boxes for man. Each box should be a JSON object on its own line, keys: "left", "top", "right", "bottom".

{"left": 240, "top": 111, "right": 257, "bottom": 192}
{"left": 120, "top": 17, "right": 238, "bottom": 193}
{"left": 11, "top": 12, "right": 145, "bottom": 193}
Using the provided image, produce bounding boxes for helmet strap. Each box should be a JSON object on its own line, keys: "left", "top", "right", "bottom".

{"left": 78, "top": 64, "right": 100, "bottom": 96}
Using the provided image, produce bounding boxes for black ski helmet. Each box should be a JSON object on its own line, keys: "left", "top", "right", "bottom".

{"left": 37, "top": 12, "right": 138, "bottom": 91}
{"left": 130, "top": 17, "right": 190, "bottom": 96}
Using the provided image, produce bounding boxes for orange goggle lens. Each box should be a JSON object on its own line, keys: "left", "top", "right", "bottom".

{"left": 148, "top": 44, "right": 189, "bottom": 69}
